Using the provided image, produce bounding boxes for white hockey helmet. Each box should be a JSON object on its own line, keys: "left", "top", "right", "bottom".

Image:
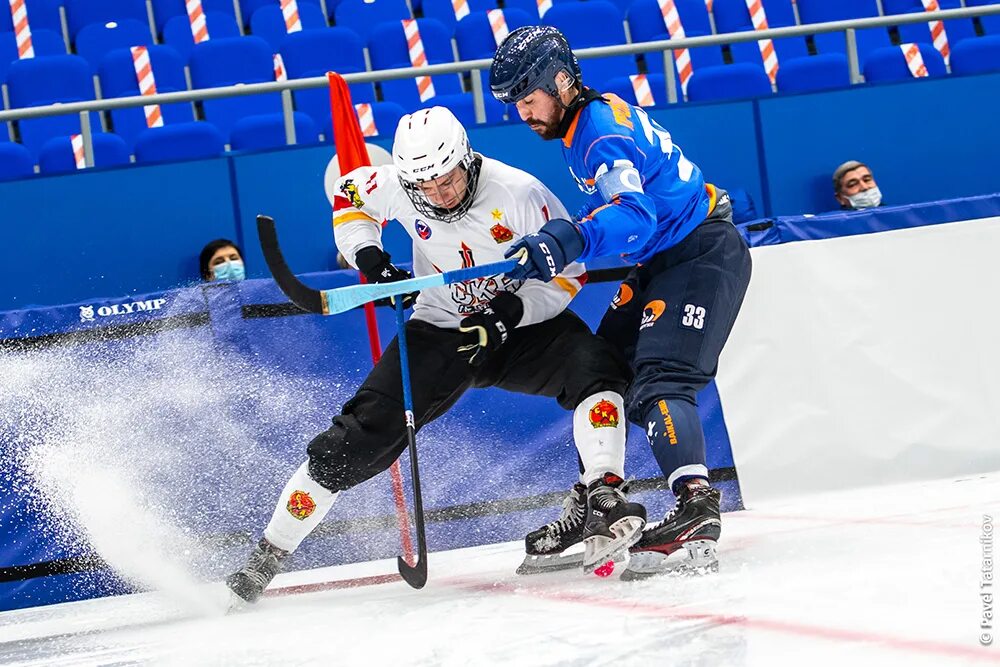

{"left": 393, "top": 106, "right": 481, "bottom": 223}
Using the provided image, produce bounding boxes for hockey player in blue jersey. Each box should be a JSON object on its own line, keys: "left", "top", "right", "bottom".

{"left": 490, "top": 26, "right": 752, "bottom": 577}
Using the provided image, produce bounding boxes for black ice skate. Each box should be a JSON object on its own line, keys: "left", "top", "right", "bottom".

{"left": 226, "top": 538, "right": 288, "bottom": 608}
{"left": 582, "top": 473, "right": 647, "bottom": 574}
{"left": 622, "top": 484, "right": 721, "bottom": 581}
{"left": 517, "top": 483, "right": 588, "bottom": 575}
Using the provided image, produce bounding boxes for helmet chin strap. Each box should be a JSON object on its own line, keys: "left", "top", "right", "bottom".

{"left": 553, "top": 86, "right": 605, "bottom": 139}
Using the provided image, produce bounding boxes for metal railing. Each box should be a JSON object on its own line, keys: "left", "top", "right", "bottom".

{"left": 0, "top": 5, "right": 997, "bottom": 166}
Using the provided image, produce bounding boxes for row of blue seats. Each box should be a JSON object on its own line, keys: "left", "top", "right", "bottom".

{"left": 0, "top": 101, "right": 408, "bottom": 182}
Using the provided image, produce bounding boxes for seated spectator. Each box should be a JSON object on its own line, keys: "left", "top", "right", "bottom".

{"left": 833, "top": 161, "right": 882, "bottom": 210}
{"left": 200, "top": 239, "right": 245, "bottom": 282}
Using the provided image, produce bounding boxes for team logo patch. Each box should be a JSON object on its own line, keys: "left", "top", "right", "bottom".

{"left": 415, "top": 219, "right": 432, "bottom": 240}
{"left": 611, "top": 283, "right": 633, "bottom": 310}
{"left": 490, "top": 223, "right": 514, "bottom": 244}
{"left": 286, "top": 490, "right": 317, "bottom": 521}
{"left": 589, "top": 399, "right": 620, "bottom": 428}
{"left": 339, "top": 179, "right": 365, "bottom": 209}
{"left": 639, "top": 300, "right": 666, "bottom": 330}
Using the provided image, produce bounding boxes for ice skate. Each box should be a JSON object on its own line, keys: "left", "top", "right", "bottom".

{"left": 226, "top": 538, "right": 288, "bottom": 608}
{"left": 517, "top": 483, "right": 588, "bottom": 575}
{"left": 582, "top": 473, "right": 647, "bottom": 574}
{"left": 622, "top": 484, "right": 721, "bottom": 581}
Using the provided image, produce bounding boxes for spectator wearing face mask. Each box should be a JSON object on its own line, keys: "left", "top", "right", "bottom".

{"left": 833, "top": 161, "right": 883, "bottom": 210}
{"left": 200, "top": 239, "right": 246, "bottom": 282}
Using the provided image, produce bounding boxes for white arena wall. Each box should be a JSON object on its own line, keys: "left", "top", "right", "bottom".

{"left": 718, "top": 216, "right": 1000, "bottom": 504}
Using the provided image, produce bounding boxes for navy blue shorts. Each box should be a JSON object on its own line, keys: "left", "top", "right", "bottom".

{"left": 596, "top": 190, "right": 752, "bottom": 425}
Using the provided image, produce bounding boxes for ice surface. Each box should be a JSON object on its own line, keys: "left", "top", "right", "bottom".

{"left": 1, "top": 472, "right": 997, "bottom": 666}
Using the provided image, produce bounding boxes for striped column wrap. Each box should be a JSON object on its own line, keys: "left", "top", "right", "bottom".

{"left": 919, "top": 0, "right": 949, "bottom": 64}
{"left": 273, "top": 53, "right": 287, "bottom": 81}
{"left": 403, "top": 19, "right": 436, "bottom": 102}
{"left": 451, "top": 0, "right": 470, "bottom": 22}
{"left": 281, "top": 0, "right": 303, "bottom": 33}
{"left": 745, "top": 0, "right": 778, "bottom": 84}
{"left": 355, "top": 103, "right": 377, "bottom": 136}
{"left": 186, "top": 0, "right": 210, "bottom": 43}
{"left": 901, "top": 42, "right": 929, "bottom": 77}
{"left": 656, "top": 0, "right": 694, "bottom": 95}
{"left": 70, "top": 134, "right": 86, "bottom": 170}
{"left": 8, "top": 0, "right": 34, "bottom": 58}
{"left": 131, "top": 46, "right": 164, "bottom": 128}
{"left": 536, "top": 0, "right": 552, "bottom": 19}
{"left": 630, "top": 73, "right": 655, "bottom": 106}
{"left": 487, "top": 9, "right": 509, "bottom": 47}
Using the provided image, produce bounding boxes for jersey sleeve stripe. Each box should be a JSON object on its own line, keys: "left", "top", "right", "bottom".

{"left": 332, "top": 211, "right": 378, "bottom": 227}
{"left": 554, "top": 276, "right": 582, "bottom": 297}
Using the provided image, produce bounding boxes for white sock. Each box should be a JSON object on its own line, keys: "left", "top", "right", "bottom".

{"left": 263, "top": 460, "right": 339, "bottom": 553}
{"left": 573, "top": 391, "right": 627, "bottom": 485}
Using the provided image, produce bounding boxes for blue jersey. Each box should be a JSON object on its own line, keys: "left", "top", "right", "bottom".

{"left": 562, "top": 93, "right": 711, "bottom": 265}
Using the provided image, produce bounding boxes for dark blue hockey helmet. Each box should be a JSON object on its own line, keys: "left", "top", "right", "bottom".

{"left": 489, "top": 26, "right": 581, "bottom": 105}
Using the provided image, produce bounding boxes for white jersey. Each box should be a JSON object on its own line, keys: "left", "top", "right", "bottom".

{"left": 332, "top": 156, "right": 585, "bottom": 329}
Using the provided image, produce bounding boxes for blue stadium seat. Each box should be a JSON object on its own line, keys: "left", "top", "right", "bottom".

{"left": 249, "top": 3, "right": 328, "bottom": 51}
{"left": 368, "top": 19, "right": 463, "bottom": 111}
{"left": 883, "top": 0, "right": 977, "bottom": 50}
{"left": 189, "top": 36, "right": 283, "bottom": 142}
{"left": 966, "top": 0, "right": 1000, "bottom": 36}
{"left": 796, "top": 0, "right": 893, "bottom": 65}
{"left": 64, "top": 0, "right": 149, "bottom": 40}
{"left": 75, "top": 19, "right": 154, "bottom": 72}
{"left": 422, "top": 0, "right": 497, "bottom": 35}
{"left": 98, "top": 45, "right": 194, "bottom": 149}
{"left": 150, "top": 0, "right": 239, "bottom": 38}
{"left": 6, "top": 54, "right": 101, "bottom": 158}
{"left": 543, "top": 2, "right": 638, "bottom": 90}
{"left": 421, "top": 93, "right": 477, "bottom": 126}
{"left": 37, "top": 132, "right": 130, "bottom": 174}
{"left": 0, "top": 29, "right": 66, "bottom": 84}
{"left": 240, "top": 0, "right": 322, "bottom": 28}
{"left": 685, "top": 62, "right": 772, "bottom": 102}
{"left": 335, "top": 0, "right": 411, "bottom": 43}
{"left": 0, "top": 142, "right": 34, "bottom": 181}
{"left": 455, "top": 9, "right": 535, "bottom": 60}
{"left": 600, "top": 73, "right": 669, "bottom": 107}
{"left": 0, "top": 0, "right": 62, "bottom": 34}
{"left": 134, "top": 121, "right": 227, "bottom": 163}
{"left": 229, "top": 111, "right": 319, "bottom": 150}
{"left": 503, "top": 0, "right": 545, "bottom": 20}
{"left": 628, "top": 0, "right": 725, "bottom": 87}
{"left": 712, "top": 0, "right": 810, "bottom": 67}
{"left": 862, "top": 43, "right": 947, "bottom": 83}
{"left": 163, "top": 12, "right": 242, "bottom": 63}
{"left": 950, "top": 35, "right": 1000, "bottom": 75}
{"left": 279, "top": 28, "right": 372, "bottom": 137}
{"left": 775, "top": 54, "right": 851, "bottom": 93}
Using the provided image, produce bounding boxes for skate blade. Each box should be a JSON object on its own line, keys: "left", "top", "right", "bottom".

{"left": 621, "top": 539, "right": 719, "bottom": 582}
{"left": 225, "top": 589, "right": 251, "bottom": 614}
{"left": 516, "top": 551, "right": 585, "bottom": 575}
{"left": 583, "top": 516, "right": 646, "bottom": 574}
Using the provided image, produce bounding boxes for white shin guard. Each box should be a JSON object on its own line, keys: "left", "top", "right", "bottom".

{"left": 263, "top": 460, "right": 339, "bottom": 553}
{"left": 573, "top": 391, "right": 627, "bottom": 485}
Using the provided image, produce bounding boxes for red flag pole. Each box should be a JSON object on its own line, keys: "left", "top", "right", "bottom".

{"left": 327, "top": 72, "right": 414, "bottom": 564}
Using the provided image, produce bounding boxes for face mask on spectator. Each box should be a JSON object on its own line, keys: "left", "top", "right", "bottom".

{"left": 847, "top": 187, "right": 882, "bottom": 210}
{"left": 213, "top": 260, "right": 246, "bottom": 282}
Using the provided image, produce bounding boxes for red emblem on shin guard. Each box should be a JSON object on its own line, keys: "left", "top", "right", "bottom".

{"left": 287, "top": 490, "right": 317, "bottom": 520}
{"left": 589, "top": 399, "right": 620, "bottom": 428}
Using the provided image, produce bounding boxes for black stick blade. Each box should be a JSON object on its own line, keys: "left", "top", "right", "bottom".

{"left": 397, "top": 555, "right": 428, "bottom": 589}
{"left": 256, "top": 215, "right": 326, "bottom": 315}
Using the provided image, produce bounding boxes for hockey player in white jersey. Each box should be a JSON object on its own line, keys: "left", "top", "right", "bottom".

{"left": 226, "top": 107, "right": 645, "bottom": 604}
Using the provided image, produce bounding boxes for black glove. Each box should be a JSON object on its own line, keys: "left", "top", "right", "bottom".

{"left": 457, "top": 292, "right": 524, "bottom": 367}
{"left": 354, "top": 246, "right": 417, "bottom": 309}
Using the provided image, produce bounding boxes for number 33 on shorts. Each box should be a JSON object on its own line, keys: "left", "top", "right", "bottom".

{"left": 681, "top": 303, "right": 706, "bottom": 330}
